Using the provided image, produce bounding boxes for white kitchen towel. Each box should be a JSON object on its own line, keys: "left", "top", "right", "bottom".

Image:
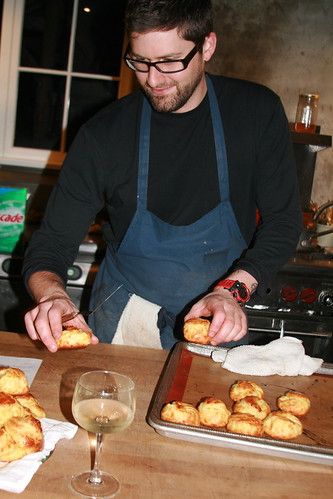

{"left": 211, "top": 337, "right": 323, "bottom": 376}
{"left": 113, "top": 294, "right": 162, "bottom": 349}
{"left": 0, "top": 418, "right": 78, "bottom": 494}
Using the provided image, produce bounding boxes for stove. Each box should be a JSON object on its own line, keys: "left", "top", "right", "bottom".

{"left": 0, "top": 240, "right": 100, "bottom": 333}
{"left": 246, "top": 250, "right": 333, "bottom": 361}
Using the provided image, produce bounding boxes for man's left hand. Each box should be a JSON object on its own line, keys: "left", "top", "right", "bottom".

{"left": 184, "top": 288, "right": 247, "bottom": 345}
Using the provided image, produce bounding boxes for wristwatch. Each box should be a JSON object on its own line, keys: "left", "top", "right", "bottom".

{"left": 214, "top": 279, "right": 251, "bottom": 304}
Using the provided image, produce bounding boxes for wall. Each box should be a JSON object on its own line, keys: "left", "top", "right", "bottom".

{"left": 208, "top": 0, "right": 333, "bottom": 206}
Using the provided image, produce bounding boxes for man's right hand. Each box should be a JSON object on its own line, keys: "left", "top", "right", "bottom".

{"left": 24, "top": 271, "right": 97, "bottom": 352}
{"left": 24, "top": 295, "right": 91, "bottom": 352}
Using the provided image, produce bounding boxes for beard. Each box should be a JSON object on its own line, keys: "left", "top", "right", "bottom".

{"left": 140, "top": 71, "right": 204, "bottom": 113}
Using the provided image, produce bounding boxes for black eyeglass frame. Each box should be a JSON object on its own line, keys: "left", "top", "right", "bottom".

{"left": 124, "top": 44, "right": 201, "bottom": 74}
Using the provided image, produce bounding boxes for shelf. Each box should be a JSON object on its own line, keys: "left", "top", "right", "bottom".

{"left": 289, "top": 125, "right": 332, "bottom": 152}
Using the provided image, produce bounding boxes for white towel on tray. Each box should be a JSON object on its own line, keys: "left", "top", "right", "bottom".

{"left": 0, "top": 418, "right": 78, "bottom": 494}
{"left": 211, "top": 337, "right": 323, "bottom": 376}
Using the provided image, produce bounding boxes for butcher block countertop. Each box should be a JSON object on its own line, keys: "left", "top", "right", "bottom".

{"left": 0, "top": 331, "right": 332, "bottom": 498}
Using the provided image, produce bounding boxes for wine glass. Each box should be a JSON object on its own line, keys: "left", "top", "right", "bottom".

{"left": 71, "top": 370, "right": 135, "bottom": 497}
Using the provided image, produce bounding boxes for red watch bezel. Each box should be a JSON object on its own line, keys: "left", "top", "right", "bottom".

{"left": 214, "top": 279, "right": 251, "bottom": 304}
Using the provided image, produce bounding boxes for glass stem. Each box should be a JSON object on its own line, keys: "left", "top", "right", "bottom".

{"left": 89, "top": 432, "right": 104, "bottom": 485}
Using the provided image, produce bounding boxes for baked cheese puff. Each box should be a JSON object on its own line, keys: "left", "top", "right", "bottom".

{"left": 0, "top": 367, "right": 29, "bottom": 395}
{"left": 0, "top": 392, "right": 29, "bottom": 426}
{"left": 0, "top": 415, "right": 43, "bottom": 461}
{"left": 232, "top": 396, "right": 271, "bottom": 421}
{"left": 263, "top": 411, "right": 303, "bottom": 440}
{"left": 277, "top": 391, "right": 310, "bottom": 417}
{"left": 226, "top": 413, "right": 263, "bottom": 437}
{"left": 183, "top": 318, "right": 211, "bottom": 345}
{"left": 160, "top": 401, "right": 200, "bottom": 427}
{"left": 229, "top": 380, "right": 264, "bottom": 402}
{"left": 57, "top": 326, "right": 92, "bottom": 349}
{"left": 14, "top": 393, "right": 46, "bottom": 419}
{"left": 197, "top": 397, "right": 231, "bottom": 428}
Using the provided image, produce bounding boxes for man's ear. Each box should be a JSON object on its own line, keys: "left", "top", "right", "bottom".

{"left": 202, "top": 32, "right": 217, "bottom": 62}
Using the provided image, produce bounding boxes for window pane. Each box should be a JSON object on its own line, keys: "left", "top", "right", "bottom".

{"left": 73, "top": 0, "right": 126, "bottom": 75}
{"left": 66, "top": 77, "right": 118, "bottom": 149}
{"left": 14, "top": 73, "right": 65, "bottom": 150}
{"left": 20, "top": 0, "right": 74, "bottom": 70}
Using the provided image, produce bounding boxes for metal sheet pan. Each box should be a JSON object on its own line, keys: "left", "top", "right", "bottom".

{"left": 147, "top": 341, "right": 333, "bottom": 465}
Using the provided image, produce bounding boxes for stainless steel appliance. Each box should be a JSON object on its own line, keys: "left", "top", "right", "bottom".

{"left": 0, "top": 241, "right": 99, "bottom": 333}
{"left": 247, "top": 251, "right": 333, "bottom": 361}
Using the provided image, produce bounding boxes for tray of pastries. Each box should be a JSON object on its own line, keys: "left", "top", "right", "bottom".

{"left": 147, "top": 341, "right": 333, "bottom": 465}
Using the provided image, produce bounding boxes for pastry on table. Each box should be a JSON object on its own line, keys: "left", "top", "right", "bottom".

{"left": 277, "top": 391, "right": 310, "bottom": 417}
{"left": 183, "top": 318, "right": 211, "bottom": 345}
{"left": 14, "top": 393, "right": 46, "bottom": 419}
{"left": 0, "top": 367, "right": 29, "bottom": 395}
{"left": 160, "top": 401, "right": 200, "bottom": 426}
{"left": 229, "top": 380, "right": 264, "bottom": 402}
{"left": 0, "top": 392, "right": 29, "bottom": 426}
{"left": 57, "top": 326, "right": 92, "bottom": 349}
{"left": 232, "top": 396, "right": 271, "bottom": 421}
{"left": 226, "top": 413, "right": 263, "bottom": 437}
{"left": 263, "top": 411, "right": 303, "bottom": 440}
{"left": 0, "top": 415, "right": 43, "bottom": 462}
{"left": 197, "top": 396, "right": 231, "bottom": 428}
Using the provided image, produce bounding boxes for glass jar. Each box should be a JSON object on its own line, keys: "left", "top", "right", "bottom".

{"left": 294, "top": 93, "right": 319, "bottom": 133}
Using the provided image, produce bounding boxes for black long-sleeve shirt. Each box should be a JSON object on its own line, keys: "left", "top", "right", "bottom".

{"left": 23, "top": 74, "right": 302, "bottom": 296}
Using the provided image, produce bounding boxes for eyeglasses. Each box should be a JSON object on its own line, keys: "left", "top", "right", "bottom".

{"left": 124, "top": 44, "right": 200, "bottom": 74}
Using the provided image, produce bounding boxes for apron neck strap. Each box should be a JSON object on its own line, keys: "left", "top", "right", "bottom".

{"left": 206, "top": 75, "right": 230, "bottom": 202}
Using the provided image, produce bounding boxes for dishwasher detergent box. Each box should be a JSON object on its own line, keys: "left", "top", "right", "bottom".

{"left": 0, "top": 187, "right": 27, "bottom": 253}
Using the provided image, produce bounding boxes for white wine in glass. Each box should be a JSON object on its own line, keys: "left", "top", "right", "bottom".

{"left": 71, "top": 370, "right": 135, "bottom": 497}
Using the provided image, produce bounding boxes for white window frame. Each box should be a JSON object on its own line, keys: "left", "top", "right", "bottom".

{"left": 0, "top": 0, "right": 125, "bottom": 170}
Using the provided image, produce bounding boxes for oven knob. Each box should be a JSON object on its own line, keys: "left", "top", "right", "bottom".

{"left": 280, "top": 286, "right": 298, "bottom": 302}
{"left": 300, "top": 287, "right": 317, "bottom": 304}
{"left": 318, "top": 291, "right": 333, "bottom": 308}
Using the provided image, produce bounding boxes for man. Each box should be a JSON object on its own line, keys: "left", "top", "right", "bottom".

{"left": 23, "top": 0, "right": 302, "bottom": 352}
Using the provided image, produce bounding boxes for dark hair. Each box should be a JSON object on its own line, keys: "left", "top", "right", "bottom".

{"left": 125, "top": 0, "right": 213, "bottom": 45}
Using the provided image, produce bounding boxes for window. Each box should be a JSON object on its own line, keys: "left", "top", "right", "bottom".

{"left": 0, "top": 0, "right": 129, "bottom": 169}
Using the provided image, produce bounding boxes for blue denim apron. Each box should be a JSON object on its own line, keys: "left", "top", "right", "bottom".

{"left": 89, "top": 76, "right": 247, "bottom": 348}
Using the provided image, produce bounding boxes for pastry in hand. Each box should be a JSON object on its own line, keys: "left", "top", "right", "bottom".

{"left": 0, "top": 392, "right": 29, "bottom": 426}
{"left": 229, "top": 380, "right": 264, "bottom": 401}
{"left": 183, "top": 318, "right": 211, "bottom": 345}
{"left": 0, "top": 415, "right": 43, "bottom": 462}
{"left": 57, "top": 326, "right": 92, "bottom": 349}
{"left": 227, "top": 413, "right": 263, "bottom": 437}
{"left": 0, "top": 367, "right": 29, "bottom": 395}
{"left": 197, "top": 396, "right": 231, "bottom": 428}
{"left": 232, "top": 396, "right": 271, "bottom": 421}
{"left": 14, "top": 393, "right": 46, "bottom": 419}
{"left": 263, "top": 411, "right": 303, "bottom": 440}
{"left": 277, "top": 391, "right": 310, "bottom": 417}
{"left": 160, "top": 401, "right": 200, "bottom": 427}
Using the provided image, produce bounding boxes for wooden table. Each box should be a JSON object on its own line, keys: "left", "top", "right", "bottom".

{"left": 0, "top": 331, "right": 332, "bottom": 498}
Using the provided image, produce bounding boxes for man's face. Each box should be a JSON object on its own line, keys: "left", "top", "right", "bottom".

{"left": 129, "top": 29, "right": 208, "bottom": 113}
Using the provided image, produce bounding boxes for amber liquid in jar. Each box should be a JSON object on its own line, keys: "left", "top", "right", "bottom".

{"left": 294, "top": 122, "right": 316, "bottom": 134}
{"left": 294, "top": 93, "right": 319, "bottom": 134}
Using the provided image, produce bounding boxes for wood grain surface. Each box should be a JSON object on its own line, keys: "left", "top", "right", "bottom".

{"left": 0, "top": 332, "right": 332, "bottom": 498}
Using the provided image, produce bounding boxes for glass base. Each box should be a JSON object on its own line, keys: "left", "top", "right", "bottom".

{"left": 71, "top": 470, "right": 120, "bottom": 498}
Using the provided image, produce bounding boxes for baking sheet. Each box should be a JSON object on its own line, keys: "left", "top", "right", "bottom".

{"left": 147, "top": 342, "right": 333, "bottom": 465}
